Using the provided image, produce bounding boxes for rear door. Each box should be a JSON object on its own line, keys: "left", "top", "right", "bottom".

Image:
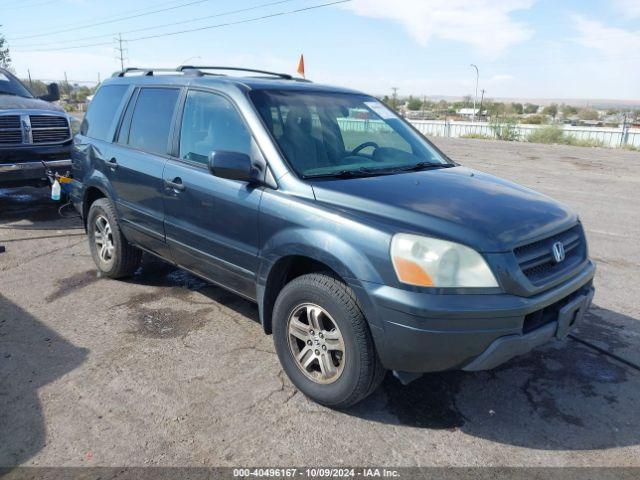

{"left": 75, "top": 83, "right": 130, "bottom": 194}
{"left": 108, "top": 86, "right": 181, "bottom": 256}
{"left": 162, "top": 89, "right": 263, "bottom": 299}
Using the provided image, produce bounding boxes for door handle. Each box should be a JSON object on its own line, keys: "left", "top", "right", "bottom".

{"left": 165, "top": 177, "right": 185, "bottom": 192}
{"left": 106, "top": 157, "right": 118, "bottom": 169}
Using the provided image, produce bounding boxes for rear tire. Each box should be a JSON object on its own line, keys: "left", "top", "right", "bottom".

{"left": 87, "top": 198, "right": 141, "bottom": 279}
{"left": 273, "top": 273, "right": 385, "bottom": 408}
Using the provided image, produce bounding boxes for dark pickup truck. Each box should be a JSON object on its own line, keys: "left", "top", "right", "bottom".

{"left": 0, "top": 68, "right": 72, "bottom": 188}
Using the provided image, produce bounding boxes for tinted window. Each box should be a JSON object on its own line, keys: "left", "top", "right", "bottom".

{"left": 250, "top": 90, "right": 447, "bottom": 178}
{"left": 179, "top": 90, "right": 251, "bottom": 165}
{"left": 128, "top": 88, "right": 179, "bottom": 156}
{"left": 81, "top": 85, "right": 129, "bottom": 141}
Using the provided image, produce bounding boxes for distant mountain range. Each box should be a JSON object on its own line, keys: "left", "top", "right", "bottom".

{"left": 413, "top": 95, "right": 640, "bottom": 109}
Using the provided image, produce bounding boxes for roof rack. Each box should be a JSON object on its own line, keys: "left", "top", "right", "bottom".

{"left": 112, "top": 67, "right": 179, "bottom": 77}
{"left": 178, "top": 65, "right": 293, "bottom": 80}
{"left": 112, "top": 65, "right": 308, "bottom": 82}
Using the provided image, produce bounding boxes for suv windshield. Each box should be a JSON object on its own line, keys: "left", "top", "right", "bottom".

{"left": 0, "top": 70, "right": 34, "bottom": 98}
{"left": 250, "top": 90, "right": 449, "bottom": 178}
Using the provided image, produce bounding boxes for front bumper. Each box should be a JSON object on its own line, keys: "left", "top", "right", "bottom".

{"left": 359, "top": 260, "right": 595, "bottom": 373}
{"left": 0, "top": 159, "right": 72, "bottom": 187}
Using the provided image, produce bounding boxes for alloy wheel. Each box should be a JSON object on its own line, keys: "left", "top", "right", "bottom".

{"left": 287, "top": 303, "right": 346, "bottom": 384}
{"left": 94, "top": 215, "right": 115, "bottom": 263}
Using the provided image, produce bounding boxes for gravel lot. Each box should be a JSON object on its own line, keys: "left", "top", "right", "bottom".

{"left": 1, "top": 138, "right": 639, "bottom": 468}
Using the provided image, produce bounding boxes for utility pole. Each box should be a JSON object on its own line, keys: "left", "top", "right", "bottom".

{"left": 470, "top": 64, "right": 479, "bottom": 122}
{"left": 115, "top": 33, "right": 127, "bottom": 71}
{"left": 27, "top": 69, "right": 32, "bottom": 87}
{"left": 621, "top": 113, "right": 629, "bottom": 148}
{"left": 391, "top": 87, "right": 398, "bottom": 110}
{"left": 479, "top": 89, "right": 485, "bottom": 120}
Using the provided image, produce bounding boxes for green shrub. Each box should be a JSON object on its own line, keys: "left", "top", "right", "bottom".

{"left": 527, "top": 126, "right": 565, "bottom": 144}
{"left": 490, "top": 118, "right": 520, "bottom": 141}
{"left": 461, "top": 133, "right": 493, "bottom": 140}
{"left": 565, "top": 136, "right": 605, "bottom": 147}
{"left": 521, "top": 114, "right": 547, "bottom": 124}
{"left": 527, "top": 125, "right": 606, "bottom": 147}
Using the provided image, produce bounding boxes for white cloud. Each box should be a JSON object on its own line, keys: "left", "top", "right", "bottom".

{"left": 611, "top": 0, "right": 640, "bottom": 18}
{"left": 573, "top": 15, "right": 640, "bottom": 56}
{"left": 342, "top": 0, "right": 535, "bottom": 56}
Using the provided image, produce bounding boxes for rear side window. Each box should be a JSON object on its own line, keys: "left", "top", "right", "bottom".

{"left": 179, "top": 90, "right": 251, "bottom": 165}
{"left": 81, "top": 85, "right": 129, "bottom": 141}
{"left": 127, "top": 88, "right": 179, "bottom": 156}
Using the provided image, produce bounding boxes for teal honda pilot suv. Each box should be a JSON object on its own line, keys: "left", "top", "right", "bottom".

{"left": 70, "top": 66, "right": 595, "bottom": 407}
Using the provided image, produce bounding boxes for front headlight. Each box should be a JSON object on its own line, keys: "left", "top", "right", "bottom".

{"left": 391, "top": 233, "right": 498, "bottom": 288}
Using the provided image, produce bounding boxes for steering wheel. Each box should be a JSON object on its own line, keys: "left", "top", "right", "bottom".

{"left": 350, "top": 141, "right": 380, "bottom": 156}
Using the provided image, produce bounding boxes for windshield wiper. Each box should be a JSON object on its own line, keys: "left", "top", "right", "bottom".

{"left": 395, "top": 162, "right": 455, "bottom": 172}
{"left": 303, "top": 167, "right": 390, "bottom": 179}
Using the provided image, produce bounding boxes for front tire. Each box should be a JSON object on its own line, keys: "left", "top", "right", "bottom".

{"left": 273, "top": 273, "right": 385, "bottom": 408}
{"left": 87, "top": 198, "right": 141, "bottom": 278}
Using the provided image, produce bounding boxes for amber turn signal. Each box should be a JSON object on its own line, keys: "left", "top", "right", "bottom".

{"left": 392, "top": 257, "right": 434, "bottom": 287}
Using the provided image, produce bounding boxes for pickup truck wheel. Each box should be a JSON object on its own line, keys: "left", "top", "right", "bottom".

{"left": 87, "top": 198, "right": 141, "bottom": 279}
{"left": 273, "top": 273, "right": 385, "bottom": 408}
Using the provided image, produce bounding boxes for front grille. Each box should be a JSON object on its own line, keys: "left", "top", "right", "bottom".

{"left": 0, "top": 131, "right": 23, "bottom": 144}
{"left": 514, "top": 224, "right": 586, "bottom": 285}
{"left": 0, "top": 115, "right": 21, "bottom": 129}
{"left": 0, "top": 115, "right": 22, "bottom": 144}
{"left": 29, "top": 115, "right": 71, "bottom": 144}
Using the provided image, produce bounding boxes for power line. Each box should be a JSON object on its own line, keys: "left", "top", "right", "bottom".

{"left": 8, "top": 0, "right": 198, "bottom": 35}
{"left": 12, "top": 0, "right": 351, "bottom": 52}
{"left": 124, "top": 0, "right": 350, "bottom": 42}
{"left": 11, "top": 0, "right": 297, "bottom": 48}
{"left": 10, "top": 0, "right": 219, "bottom": 41}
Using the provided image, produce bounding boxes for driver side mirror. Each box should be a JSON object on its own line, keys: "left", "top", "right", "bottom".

{"left": 38, "top": 83, "right": 60, "bottom": 102}
{"left": 208, "top": 150, "right": 257, "bottom": 183}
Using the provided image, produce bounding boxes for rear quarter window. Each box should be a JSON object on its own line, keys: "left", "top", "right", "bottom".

{"left": 127, "top": 87, "right": 180, "bottom": 156}
{"left": 81, "top": 85, "right": 129, "bottom": 141}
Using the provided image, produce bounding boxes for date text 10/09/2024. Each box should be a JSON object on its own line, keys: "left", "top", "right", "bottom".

{"left": 233, "top": 468, "right": 401, "bottom": 478}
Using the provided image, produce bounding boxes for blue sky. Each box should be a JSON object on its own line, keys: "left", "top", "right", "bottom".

{"left": 3, "top": 0, "right": 639, "bottom": 100}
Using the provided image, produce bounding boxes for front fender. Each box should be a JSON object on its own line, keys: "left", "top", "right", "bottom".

{"left": 260, "top": 227, "right": 384, "bottom": 284}
{"left": 257, "top": 227, "right": 389, "bottom": 331}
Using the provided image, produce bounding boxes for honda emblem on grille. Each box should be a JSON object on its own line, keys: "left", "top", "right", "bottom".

{"left": 552, "top": 241, "right": 565, "bottom": 263}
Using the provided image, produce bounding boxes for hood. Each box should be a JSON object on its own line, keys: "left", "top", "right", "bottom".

{"left": 310, "top": 166, "right": 576, "bottom": 252}
{"left": 0, "top": 94, "right": 64, "bottom": 112}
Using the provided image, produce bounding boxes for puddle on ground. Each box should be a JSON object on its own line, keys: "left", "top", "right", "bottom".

{"left": 576, "top": 307, "right": 634, "bottom": 353}
{"left": 495, "top": 340, "right": 628, "bottom": 427}
{"left": 46, "top": 270, "right": 103, "bottom": 302}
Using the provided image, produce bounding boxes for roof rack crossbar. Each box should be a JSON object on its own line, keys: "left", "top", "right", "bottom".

{"left": 179, "top": 65, "right": 292, "bottom": 80}
{"left": 113, "top": 67, "right": 180, "bottom": 77}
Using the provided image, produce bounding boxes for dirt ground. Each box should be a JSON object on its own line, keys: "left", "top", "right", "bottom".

{"left": 1, "top": 138, "right": 639, "bottom": 468}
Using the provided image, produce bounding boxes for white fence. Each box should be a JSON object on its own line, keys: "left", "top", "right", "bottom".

{"left": 336, "top": 118, "right": 640, "bottom": 149}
